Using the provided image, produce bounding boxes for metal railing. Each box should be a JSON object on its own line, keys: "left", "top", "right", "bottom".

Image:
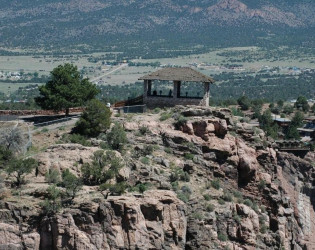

{"left": 34, "top": 115, "right": 80, "bottom": 127}
{"left": 114, "top": 95, "right": 144, "bottom": 107}
{"left": 0, "top": 115, "right": 19, "bottom": 121}
{"left": 114, "top": 104, "right": 146, "bottom": 114}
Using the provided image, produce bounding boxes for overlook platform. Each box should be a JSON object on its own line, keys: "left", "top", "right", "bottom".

{"left": 139, "top": 67, "right": 215, "bottom": 108}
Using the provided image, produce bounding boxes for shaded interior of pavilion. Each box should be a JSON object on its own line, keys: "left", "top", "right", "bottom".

{"left": 146, "top": 80, "right": 205, "bottom": 99}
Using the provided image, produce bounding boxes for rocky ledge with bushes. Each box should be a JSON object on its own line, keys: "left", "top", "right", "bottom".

{"left": 0, "top": 105, "right": 315, "bottom": 249}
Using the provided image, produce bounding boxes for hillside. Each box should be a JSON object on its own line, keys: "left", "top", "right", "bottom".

{"left": 1, "top": 106, "right": 315, "bottom": 249}
{"left": 0, "top": 0, "right": 314, "bottom": 54}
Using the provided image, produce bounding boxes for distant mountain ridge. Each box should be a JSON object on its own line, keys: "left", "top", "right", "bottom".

{"left": 0, "top": 0, "right": 314, "bottom": 52}
{"left": 206, "top": 0, "right": 304, "bottom": 27}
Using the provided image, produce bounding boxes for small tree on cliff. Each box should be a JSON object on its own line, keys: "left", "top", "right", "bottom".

{"left": 61, "top": 169, "right": 82, "bottom": 202}
{"left": 6, "top": 157, "right": 37, "bottom": 187}
{"left": 35, "top": 64, "right": 99, "bottom": 115}
{"left": 73, "top": 99, "right": 111, "bottom": 137}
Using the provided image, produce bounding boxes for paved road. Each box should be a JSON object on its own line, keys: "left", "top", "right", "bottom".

{"left": 91, "top": 63, "right": 128, "bottom": 83}
{"left": 31, "top": 117, "right": 79, "bottom": 132}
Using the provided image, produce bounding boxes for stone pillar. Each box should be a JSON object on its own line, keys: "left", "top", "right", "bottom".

{"left": 148, "top": 80, "right": 152, "bottom": 96}
{"left": 203, "top": 82, "right": 210, "bottom": 106}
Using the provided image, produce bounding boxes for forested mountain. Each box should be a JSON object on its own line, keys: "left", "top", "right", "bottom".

{"left": 0, "top": 0, "right": 314, "bottom": 54}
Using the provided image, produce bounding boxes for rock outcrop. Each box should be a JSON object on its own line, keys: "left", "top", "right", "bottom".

{"left": 1, "top": 106, "right": 315, "bottom": 250}
{"left": 35, "top": 144, "right": 100, "bottom": 176}
{"left": 0, "top": 191, "right": 186, "bottom": 250}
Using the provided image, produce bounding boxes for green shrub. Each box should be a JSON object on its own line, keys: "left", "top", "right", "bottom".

{"left": 59, "top": 133, "right": 92, "bottom": 146}
{"left": 211, "top": 179, "right": 220, "bottom": 190}
{"left": 232, "top": 190, "right": 243, "bottom": 199}
{"left": 233, "top": 214, "right": 241, "bottom": 224}
{"left": 177, "top": 192, "right": 189, "bottom": 203}
{"left": 141, "top": 157, "right": 150, "bottom": 165}
{"left": 170, "top": 168, "right": 190, "bottom": 182}
{"left": 192, "top": 212, "right": 203, "bottom": 220}
{"left": 0, "top": 174, "right": 6, "bottom": 199}
{"left": 100, "top": 182, "right": 127, "bottom": 196}
{"left": 41, "top": 128, "right": 49, "bottom": 133}
{"left": 100, "top": 141, "right": 109, "bottom": 150}
{"left": 0, "top": 146, "right": 13, "bottom": 168}
{"left": 61, "top": 169, "right": 82, "bottom": 201}
{"left": 6, "top": 157, "right": 38, "bottom": 187}
{"left": 45, "top": 169, "right": 61, "bottom": 184}
{"left": 138, "top": 183, "right": 149, "bottom": 193}
{"left": 206, "top": 203, "right": 215, "bottom": 212}
{"left": 164, "top": 147, "right": 172, "bottom": 154}
{"left": 177, "top": 185, "right": 192, "bottom": 203}
{"left": 129, "top": 183, "right": 150, "bottom": 193}
{"left": 218, "top": 199, "right": 225, "bottom": 205}
{"left": 258, "top": 180, "right": 266, "bottom": 191}
{"left": 295, "top": 96, "right": 310, "bottom": 112}
{"left": 73, "top": 99, "right": 111, "bottom": 137}
{"left": 260, "top": 224, "right": 268, "bottom": 234}
{"left": 244, "top": 199, "right": 253, "bottom": 207}
{"left": 139, "top": 126, "right": 150, "bottom": 135}
{"left": 171, "top": 181, "right": 179, "bottom": 191}
{"left": 174, "top": 115, "right": 188, "bottom": 129}
{"left": 223, "top": 192, "right": 233, "bottom": 202}
{"left": 231, "top": 107, "right": 244, "bottom": 117}
{"left": 184, "top": 153, "right": 194, "bottom": 160}
{"left": 153, "top": 107, "right": 161, "bottom": 114}
{"left": 237, "top": 96, "right": 251, "bottom": 111}
{"left": 160, "top": 112, "right": 172, "bottom": 121}
{"left": 218, "top": 233, "right": 228, "bottom": 242}
{"left": 41, "top": 185, "right": 62, "bottom": 215}
{"left": 203, "top": 194, "right": 211, "bottom": 201}
{"left": 106, "top": 123, "right": 127, "bottom": 151}
{"left": 180, "top": 172, "right": 190, "bottom": 182}
{"left": 81, "top": 150, "right": 124, "bottom": 185}
{"left": 283, "top": 104, "right": 294, "bottom": 114}
{"left": 252, "top": 202, "right": 259, "bottom": 213}
{"left": 142, "top": 145, "right": 154, "bottom": 156}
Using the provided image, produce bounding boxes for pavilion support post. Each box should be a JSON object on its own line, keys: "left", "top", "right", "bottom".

{"left": 143, "top": 80, "right": 148, "bottom": 104}
{"left": 173, "top": 81, "right": 180, "bottom": 99}
{"left": 203, "top": 82, "right": 210, "bottom": 106}
{"left": 144, "top": 80, "right": 148, "bottom": 97}
{"left": 177, "top": 81, "right": 181, "bottom": 98}
{"left": 147, "top": 80, "right": 152, "bottom": 96}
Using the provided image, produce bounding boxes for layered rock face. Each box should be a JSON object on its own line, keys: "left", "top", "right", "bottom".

{"left": 0, "top": 191, "right": 186, "bottom": 250}
{"left": 1, "top": 105, "right": 314, "bottom": 249}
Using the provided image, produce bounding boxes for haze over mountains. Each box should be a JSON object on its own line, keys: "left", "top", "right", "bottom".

{"left": 0, "top": 0, "right": 314, "bottom": 52}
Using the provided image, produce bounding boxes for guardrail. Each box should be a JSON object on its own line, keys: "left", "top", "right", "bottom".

{"left": 114, "top": 104, "right": 146, "bottom": 114}
{"left": 114, "top": 95, "right": 144, "bottom": 108}
{"left": 34, "top": 115, "right": 80, "bottom": 127}
{"left": 0, "top": 115, "right": 19, "bottom": 121}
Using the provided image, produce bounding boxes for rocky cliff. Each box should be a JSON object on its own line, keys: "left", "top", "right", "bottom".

{"left": 0, "top": 105, "right": 314, "bottom": 249}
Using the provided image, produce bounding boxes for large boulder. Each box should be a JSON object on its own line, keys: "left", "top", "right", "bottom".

{"left": 234, "top": 204, "right": 259, "bottom": 245}
{"left": 35, "top": 144, "right": 100, "bottom": 177}
{"left": 236, "top": 139, "right": 260, "bottom": 184}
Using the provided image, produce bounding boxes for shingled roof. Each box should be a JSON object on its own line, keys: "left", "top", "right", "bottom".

{"left": 139, "top": 67, "right": 215, "bottom": 83}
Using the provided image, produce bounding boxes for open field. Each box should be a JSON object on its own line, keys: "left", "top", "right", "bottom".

{"left": 0, "top": 46, "right": 314, "bottom": 92}
{"left": 0, "top": 82, "right": 39, "bottom": 95}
